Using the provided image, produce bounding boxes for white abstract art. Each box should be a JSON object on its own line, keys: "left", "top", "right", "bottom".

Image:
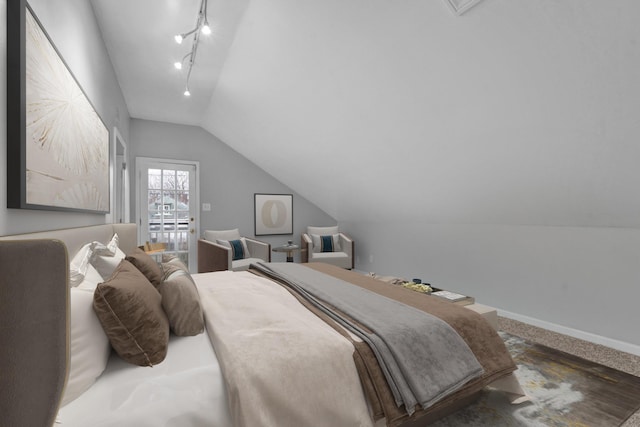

{"left": 24, "top": 7, "right": 109, "bottom": 212}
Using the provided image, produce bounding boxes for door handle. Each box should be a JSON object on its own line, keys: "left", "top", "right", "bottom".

{"left": 190, "top": 228, "right": 195, "bottom": 234}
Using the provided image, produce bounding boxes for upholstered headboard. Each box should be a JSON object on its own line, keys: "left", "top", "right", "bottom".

{"left": 0, "top": 223, "right": 137, "bottom": 427}
{"left": 0, "top": 239, "right": 68, "bottom": 427}
{"left": 0, "top": 223, "right": 138, "bottom": 257}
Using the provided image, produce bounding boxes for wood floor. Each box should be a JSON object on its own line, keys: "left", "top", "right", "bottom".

{"left": 498, "top": 317, "right": 640, "bottom": 427}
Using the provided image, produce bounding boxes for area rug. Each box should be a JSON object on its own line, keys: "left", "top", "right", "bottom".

{"left": 431, "top": 332, "right": 640, "bottom": 426}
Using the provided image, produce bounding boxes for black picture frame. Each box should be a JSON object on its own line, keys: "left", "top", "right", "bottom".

{"left": 254, "top": 193, "right": 293, "bottom": 236}
{"left": 7, "top": 0, "right": 110, "bottom": 213}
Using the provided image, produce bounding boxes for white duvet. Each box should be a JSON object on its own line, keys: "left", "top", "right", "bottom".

{"left": 195, "top": 271, "right": 373, "bottom": 427}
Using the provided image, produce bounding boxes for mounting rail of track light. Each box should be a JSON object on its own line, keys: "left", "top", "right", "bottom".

{"left": 173, "top": 0, "right": 211, "bottom": 96}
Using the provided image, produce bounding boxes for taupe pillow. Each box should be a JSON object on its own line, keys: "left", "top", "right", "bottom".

{"left": 125, "top": 248, "right": 164, "bottom": 287}
{"left": 158, "top": 270, "right": 204, "bottom": 337}
{"left": 160, "top": 254, "right": 189, "bottom": 280}
{"left": 93, "top": 260, "right": 169, "bottom": 366}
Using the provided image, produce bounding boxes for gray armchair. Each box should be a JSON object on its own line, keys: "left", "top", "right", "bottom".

{"left": 198, "top": 228, "right": 270, "bottom": 272}
{"left": 301, "top": 226, "right": 354, "bottom": 269}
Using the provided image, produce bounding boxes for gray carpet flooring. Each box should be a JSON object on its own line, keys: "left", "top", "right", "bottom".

{"left": 498, "top": 317, "right": 640, "bottom": 427}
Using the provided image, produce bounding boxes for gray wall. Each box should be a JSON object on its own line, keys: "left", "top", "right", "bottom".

{"left": 0, "top": 0, "right": 129, "bottom": 235}
{"left": 130, "top": 119, "right": 336, "bottom": 262}
{"left": 344, "top": 220, "right": 640, "bottom": 352}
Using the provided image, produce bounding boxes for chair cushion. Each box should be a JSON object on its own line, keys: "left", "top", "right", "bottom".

{"left": 217, "top": 238, "right": 251, "bottom": 261}
{"left": 203, "top": 229, "right": 241, "bottom": 242}
{"left": 309, "top": 252, "right": 351, "bottom": 269}
{"left": 307, "top": 226, "right": 339, "bottom": 236}
{"left": 311, "top": 234, "right": 341, "bottom": 253}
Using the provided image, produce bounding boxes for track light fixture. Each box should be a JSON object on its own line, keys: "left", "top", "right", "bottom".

{"left": 174, "top": 0, "right": 210, "bottom": 96}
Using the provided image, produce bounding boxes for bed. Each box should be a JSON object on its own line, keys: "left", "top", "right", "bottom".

{"left": 0, "top": 224, "right": 522, "bottom": 427}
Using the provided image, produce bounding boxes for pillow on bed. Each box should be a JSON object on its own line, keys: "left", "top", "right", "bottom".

{"left": 90, "top": 234, "right": 126, "bottom": 279}
{"left": 125, "top": 247, "right": 164, "bottom": 287}
{"left": 311, "top": 234, "right": 341, "bottom": 253}
{"left": 77, "top": 264, "right": 104, "bottom": 290}
{"left": 162, "top": 253, "right": 189, "bottom": 269}
{"left": 62, "top": 287, "right": 111, "bottom": 407}
{"left": 216, "top": 238, "right": 251, "bottom": 261}
{"left": 69, "top": 243, "right": 95, "bottom": 286}
{"left": 158, "top": 269, "right": 204, "bottom": 336}
{"left": 93, "top": 260, "right": 169, "bottom": 366}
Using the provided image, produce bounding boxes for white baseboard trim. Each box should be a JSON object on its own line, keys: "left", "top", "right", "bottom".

{"left": 498, "top": 309, "right": 640, "bottom": 357}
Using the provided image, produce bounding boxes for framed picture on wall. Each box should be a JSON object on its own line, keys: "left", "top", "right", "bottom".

{"left": 6, "top": 0, "right": 110, "bottom": 213}
{"left": 254, "top": 194, "right": 293, "bottom": 236}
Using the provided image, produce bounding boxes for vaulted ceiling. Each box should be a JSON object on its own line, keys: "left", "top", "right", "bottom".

{"left": 91, "top": 0, "right": 640, "bottom": 227}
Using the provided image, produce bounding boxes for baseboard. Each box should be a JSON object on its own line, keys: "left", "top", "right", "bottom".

{"left": 498, "top": 309, "right": 640, "bottom": 357}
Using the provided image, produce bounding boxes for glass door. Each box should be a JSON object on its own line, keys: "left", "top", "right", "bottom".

{"left": 136, "top": 158, "right": 198, "bottom": 271}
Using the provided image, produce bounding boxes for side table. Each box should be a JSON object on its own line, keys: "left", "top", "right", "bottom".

{"left": 272, "top": 243, "right": 303, "bottom": 262}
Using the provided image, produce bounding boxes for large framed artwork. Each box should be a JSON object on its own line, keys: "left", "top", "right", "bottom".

{"left": 254, "top": 194, "right": 293, "bottom": 236}
{"left": 7, "top": 0, "right": 110, "bottom": 213}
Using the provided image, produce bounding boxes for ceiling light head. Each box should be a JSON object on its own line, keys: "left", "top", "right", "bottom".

{"left": 201, "top": 22, "right": 211, "bottom": 35}
{"left": 184, "top": 88, "right": 191, "bottom": 97}
{"left": 174, "top": 34, "right": 184, "bottom": 44}
{"left": 174, "top": 61, "right": 183, "bottom": 70}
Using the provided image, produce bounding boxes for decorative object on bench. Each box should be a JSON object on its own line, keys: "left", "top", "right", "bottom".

{"left": 301, "top": 225, "right": 354, "bottom": 269}
{"left": 198, "top": 228, "right": 270, "bottom": 272}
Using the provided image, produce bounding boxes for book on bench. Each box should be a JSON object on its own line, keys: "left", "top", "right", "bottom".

{"left": 432, "top": 290, "right": 468, "bottom": 303}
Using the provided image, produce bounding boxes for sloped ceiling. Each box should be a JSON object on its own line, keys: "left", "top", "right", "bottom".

{"left": 94, "top": 0, "right": 640, "bottom": 227}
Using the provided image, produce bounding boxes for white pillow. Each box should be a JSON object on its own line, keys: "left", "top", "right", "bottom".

{"left": 311, "top": 234, "right": 341, "bottom": 253}
{"left": 77, "top": 264, "right": 104, "bottom": 291}
{"left": 90, "top": 234, "right": 126, "bottom": 279}
{"left": 60, "top": 287, "right": 111, "bottom": 407}
{"left": 69, "top": 243, "right": 94, "bottom": 287}
{"left": 93, "top": 233, "right": 119, "bottom": 257}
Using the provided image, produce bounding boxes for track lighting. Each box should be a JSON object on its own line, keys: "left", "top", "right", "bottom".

{"left": 173, "top": 0, "right": 211, "bottom": 96}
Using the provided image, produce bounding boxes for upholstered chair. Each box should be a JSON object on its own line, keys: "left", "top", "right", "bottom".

{"left": 198, "top": 228, "right": 270, "bottom": 272}
{"left": 301, "top": 226, "right": 354, "bottom": 269}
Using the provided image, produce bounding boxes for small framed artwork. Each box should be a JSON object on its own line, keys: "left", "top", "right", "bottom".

{"left": 6, "top": 0, "right": 110, "bottom": 213}
{"left": 254, "top": 194, "right": 293, "bottom": 236}
{"left": 443, "top": 0, "right": 484, "bottom": 15}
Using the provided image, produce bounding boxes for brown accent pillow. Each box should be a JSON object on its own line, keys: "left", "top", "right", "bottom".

{"left": 158, "top": 270, "right": 204, "bottom": 336}
{"left": 125, "top": 248, "right": 164, "bottom": 287}
{"left": 93, "top": 260, "right": 169, "bottom": 366}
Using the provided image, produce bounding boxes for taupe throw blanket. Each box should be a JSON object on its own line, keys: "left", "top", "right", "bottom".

{"left": 254, "top": 262, "right": 484, "bottom": 415}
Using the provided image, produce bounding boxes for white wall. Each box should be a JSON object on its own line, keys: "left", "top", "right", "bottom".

{"left": 130, "top": 119, "right": 336, "bottom": 261}
{"left": 0, "top": 0, "right": 130, "bottom": 235}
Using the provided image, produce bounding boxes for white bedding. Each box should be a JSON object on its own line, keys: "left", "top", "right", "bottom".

{"left": 57, "top": 331, "right": 232, "bottom": 427}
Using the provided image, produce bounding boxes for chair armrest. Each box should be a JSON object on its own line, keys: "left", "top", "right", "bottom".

{"left": 198, "top": 239, "right": 231, "bottom": 273}
{"left": 245, "top": 238, "right": 271, "bottom": 262}
{"left": 339, "top": 233, "right": 354, "bottom": 269}
{"left": 301, "top": 233, "right": 312, "bottom": 263}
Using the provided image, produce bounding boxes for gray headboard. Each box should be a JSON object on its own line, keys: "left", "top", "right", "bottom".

{"left": 0, "top": 223, "right": 138, "bottom": 258}
{"left": 0, "top": 223, "right": 138, "bottom": 427}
